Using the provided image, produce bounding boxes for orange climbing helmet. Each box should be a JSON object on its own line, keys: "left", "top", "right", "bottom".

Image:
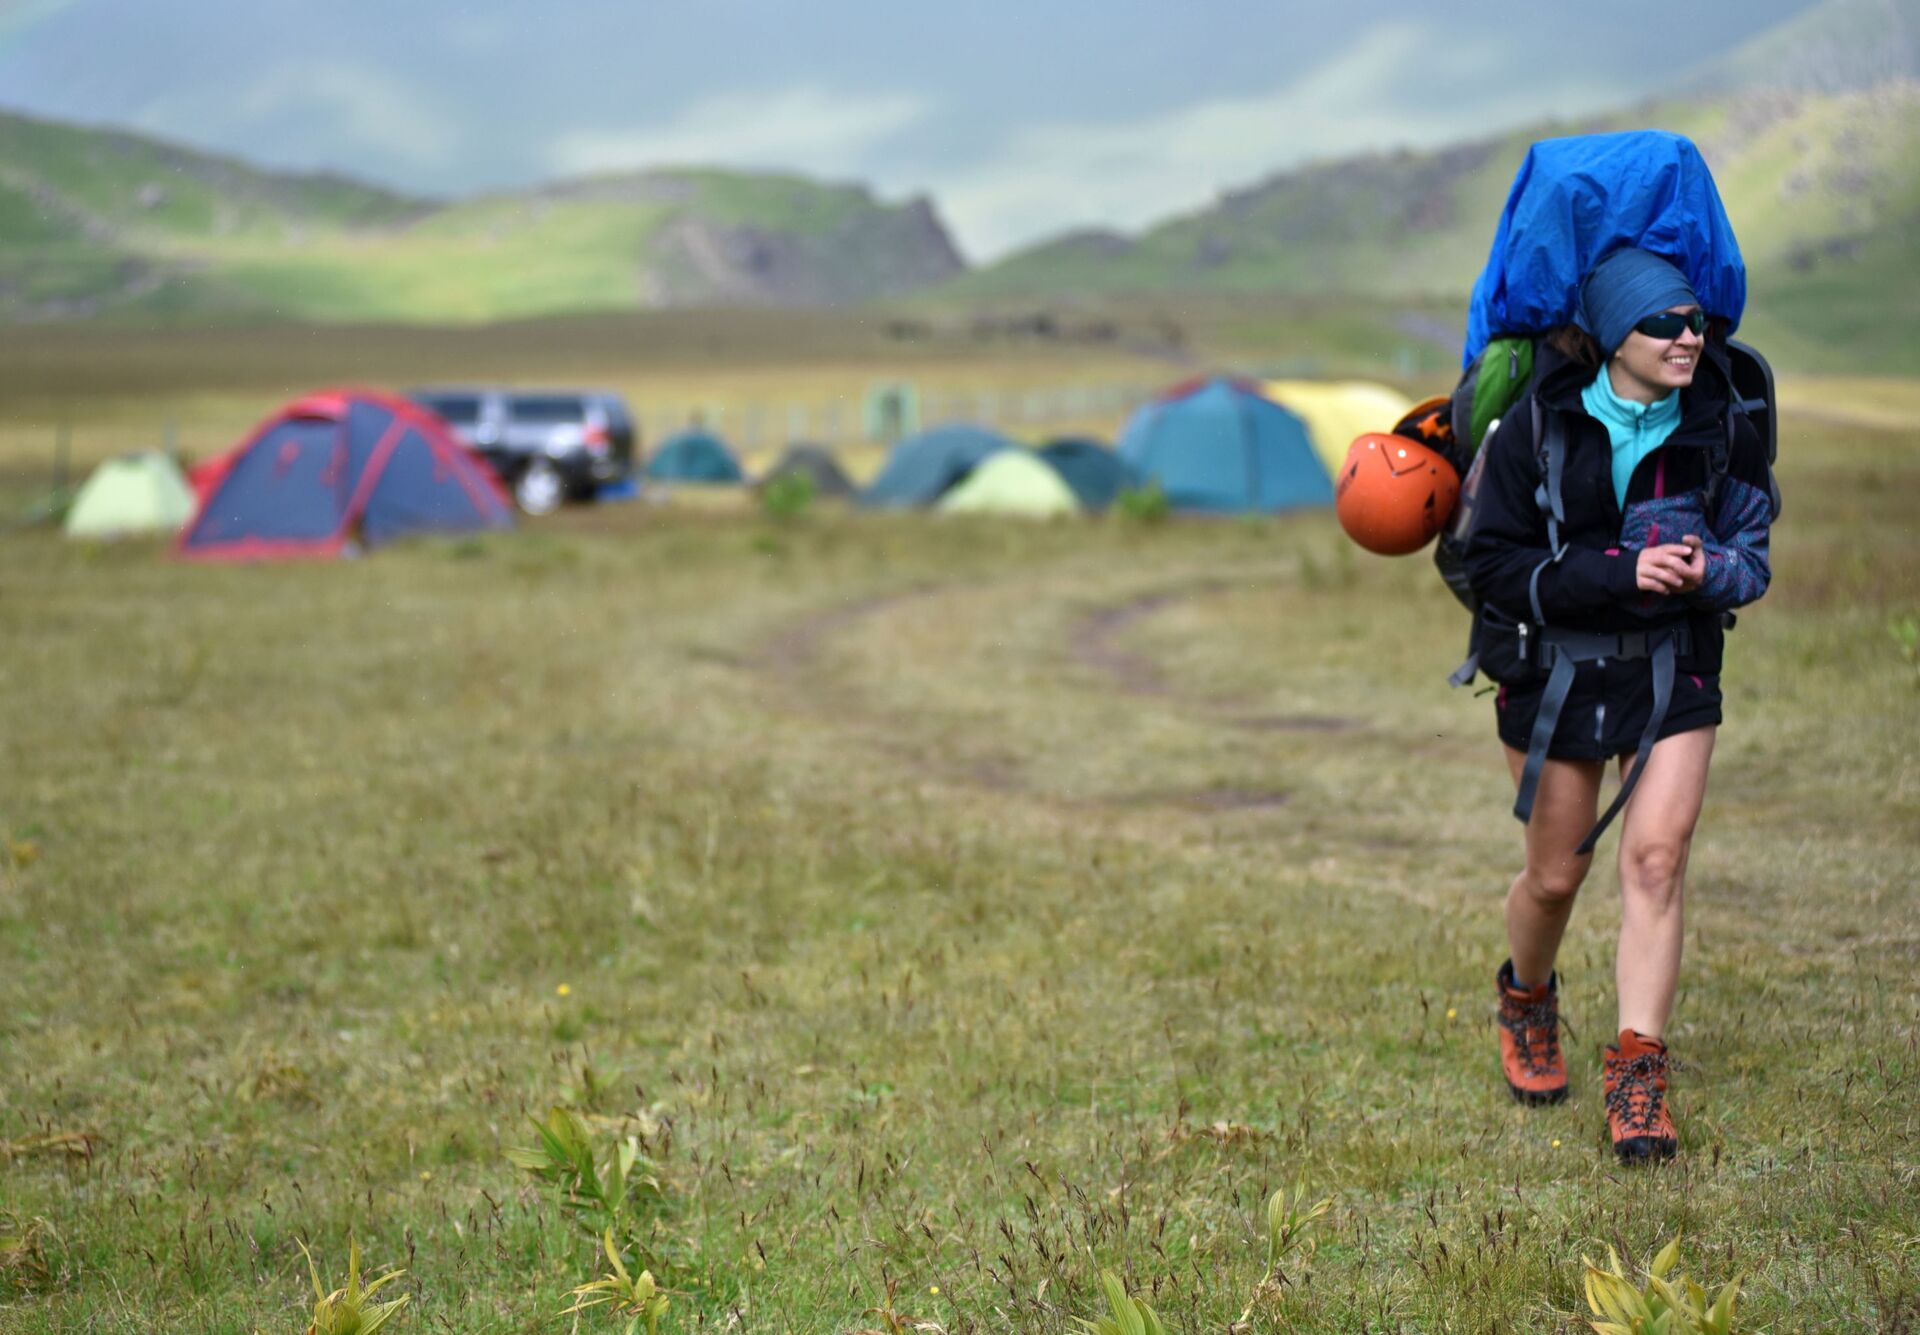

{"left": 1334, "top": 430, "right": 1460, "bottom": 556}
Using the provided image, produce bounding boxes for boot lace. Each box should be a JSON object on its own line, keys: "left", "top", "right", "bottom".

{"left": 1499, "top": 995, "right": 1562, "bottom": 1075}
{"left": 1605, "top": 1051, "right": 1669, "bottom": 1132}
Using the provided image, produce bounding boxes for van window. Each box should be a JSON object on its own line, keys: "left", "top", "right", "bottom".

{"left": 509, "top": 395, "right": 587, "bottom": 424}
{"left": 417, "top": 394, "right": 483, "bottom": 426}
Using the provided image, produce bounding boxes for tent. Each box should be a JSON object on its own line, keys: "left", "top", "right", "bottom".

{"left": 761, "top": 443, "right": 856, "bottom": 499}
{"left": 179, "top": 390, "right": 513, "bottom": 560}
{"left": 63, "top": 451, "right": 196, "bottom": 539}
{"left": 645, "top": 430, "right": 745, "bottom": 484}
{"left": 1118, "top": 377, "right": 1333, "bottom": 512}
{"left": 1260, "top": 380, "right": 1415, "bottom": 475}
{"left": 860, "top": 424, "right": 1014, "bottom": 508}
{"left": 1038, "top": 437, "right": 1132, "bottom": 511}
{"left": 936, "top": 450, "right": 1081, "bottom": 518}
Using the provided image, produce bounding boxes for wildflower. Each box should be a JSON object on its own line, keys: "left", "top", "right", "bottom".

{"left": 556, "top": 983, "right": 572, "bottom": 997}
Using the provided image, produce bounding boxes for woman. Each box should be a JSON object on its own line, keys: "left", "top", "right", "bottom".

{"left": 1463, "top": 248, "right": 1775, "bottom": 1163}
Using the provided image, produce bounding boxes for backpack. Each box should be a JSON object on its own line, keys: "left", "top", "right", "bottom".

{"left": 1392, "top": 335, "right": 1778, "bottom": 852}
{"left": 1395, "top": 334, "right": 1779, "bottom": 670}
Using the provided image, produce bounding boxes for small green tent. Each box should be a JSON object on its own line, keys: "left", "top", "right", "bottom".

{"left": 63, "top": 452, "right": 197, "bottom": 539}
{"left": 935, "top": 450, "right": 1080, "bottom": 518}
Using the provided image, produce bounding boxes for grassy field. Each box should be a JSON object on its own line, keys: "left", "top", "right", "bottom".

{"left": 1, "top": 333, "right": 1917, "bottom": 1332}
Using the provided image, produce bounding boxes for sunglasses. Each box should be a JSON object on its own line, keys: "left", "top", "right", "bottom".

{"left": 1634, "top": 308, "right": 1709, "bottom": 340}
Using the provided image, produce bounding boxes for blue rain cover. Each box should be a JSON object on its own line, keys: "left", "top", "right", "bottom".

{"left": 1463, "top": 130, "right": 1746, "bottom": 367}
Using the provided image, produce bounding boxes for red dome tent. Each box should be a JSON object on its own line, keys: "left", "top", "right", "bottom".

{"left": 180, "top": 390, "right": 513, "bottom": 560}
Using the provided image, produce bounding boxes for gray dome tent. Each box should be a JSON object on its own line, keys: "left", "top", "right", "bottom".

{"left": 762, "top": 443, "right": 855, "bottom": 500}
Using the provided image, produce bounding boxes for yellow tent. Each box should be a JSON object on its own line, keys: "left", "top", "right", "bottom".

{"left": 1261, "top": 380, "right": 1415, "bottom": 474}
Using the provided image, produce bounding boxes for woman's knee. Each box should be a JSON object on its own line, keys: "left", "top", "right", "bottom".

{"left": 1522, "top": 855, "right": 1589, "bottom": 906}
{"left": 1620, "top": 838, "right": 1689, "bottom": 909}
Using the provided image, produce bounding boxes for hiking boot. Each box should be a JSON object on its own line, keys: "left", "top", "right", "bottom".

{"left": 1603, "top": 1029, "right": 1678, "bottom": 1164}
{"left": 1496, "top": 960, "right": 1568, "bottom": 1105}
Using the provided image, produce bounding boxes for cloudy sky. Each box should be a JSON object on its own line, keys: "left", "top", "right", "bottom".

{"left": 0, "top": 0, "right": 1816, "bottom": 259}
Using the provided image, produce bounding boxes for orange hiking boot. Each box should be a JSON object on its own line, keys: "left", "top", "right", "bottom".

{"left": 1496, "top": 961, "right": 1568, "bottom": 1105}
{"left": 1603, "top": 1029, "right": 1678, "bottom": 1164}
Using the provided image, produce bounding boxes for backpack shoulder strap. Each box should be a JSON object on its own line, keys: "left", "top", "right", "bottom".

{"left": 1724, "top": 337, "right": 1782, "bottom": 520}
{"left": 1527, "top": 397, "right": 1570, "bottom": 627}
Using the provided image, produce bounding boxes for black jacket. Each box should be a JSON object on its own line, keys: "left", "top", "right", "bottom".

{"left": 1463, "top": 341, "right": 1775, "bottom": 681}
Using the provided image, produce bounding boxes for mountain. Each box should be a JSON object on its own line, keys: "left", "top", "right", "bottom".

{"left": 951, "top": 83, "right": 1920, "bottom": 369}
{"left": 1690, "top": 0, "right": 1920, "bottom": 94}
{"left": 0, "top": 108, "right": 965, "bottom": 322}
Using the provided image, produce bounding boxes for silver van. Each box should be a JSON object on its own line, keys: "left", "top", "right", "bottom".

{"left": 408, "top": 388, "right": 635, "bottom": 514}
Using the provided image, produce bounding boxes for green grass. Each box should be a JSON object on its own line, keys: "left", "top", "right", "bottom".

{"left": 1, "top": 372, "right": 1916, "bottom": 1331}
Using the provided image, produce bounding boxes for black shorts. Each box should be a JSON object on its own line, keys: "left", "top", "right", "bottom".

{"left": 1494, "top": 659, "right": 1722, "bottom": 761}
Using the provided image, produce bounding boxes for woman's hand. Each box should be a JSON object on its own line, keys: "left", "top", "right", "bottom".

{"left": 1636, "top": 541, "right": 1702, "bottom": 594}
{"left": 1675, "top": 535, "right": 1706, "bottom": 594}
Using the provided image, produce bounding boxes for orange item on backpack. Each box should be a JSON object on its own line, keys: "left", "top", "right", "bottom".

{"left": 1334, "top": 433, "right": 1460, "bottom": 556}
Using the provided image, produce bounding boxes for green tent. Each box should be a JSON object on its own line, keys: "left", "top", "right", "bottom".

{"left": 935, "top": 449, "right": 1080, "bottom": 518}
{"left": 62, "top": 452, "right": 196, "bottom": 540}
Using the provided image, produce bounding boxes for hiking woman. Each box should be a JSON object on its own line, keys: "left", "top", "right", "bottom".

{"left": 1463, "top": 248, "right": 1774, "bottom": 1162}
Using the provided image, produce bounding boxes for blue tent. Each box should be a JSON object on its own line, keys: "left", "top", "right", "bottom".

{"left": 645, "top": 430, "right": 745, "bottom": 484}
{"left": 179, "top": 390, "right": 513, "bottom": 560}
{"left": 1039, "top": 437, "right": 1133, "bottom": 511}
{"left": 1117, "top": 378, "right": 1332, "bottom": 513}
{"left": 1464, "top": 130, "right": 1746, "bottom": 367}
{"left": 860, "top": 424, "right": 1014, "bottom": 508}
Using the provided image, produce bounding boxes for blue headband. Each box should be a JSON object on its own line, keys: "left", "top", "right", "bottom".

{"left": 1577, "top": 249, "right": 1700, "bottom": 353}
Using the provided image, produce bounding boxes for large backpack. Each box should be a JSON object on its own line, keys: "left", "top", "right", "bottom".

{"left": 1390, "top": 335, "right": 1778, "bottom": 853}
{"left": 1400, "top": 334, "right": 1779, "bottom": 640}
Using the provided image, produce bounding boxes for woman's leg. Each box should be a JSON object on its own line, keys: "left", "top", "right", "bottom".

{"left": 1614, "top": 727, "right": 1716, "bottom": 1038}
{"left": 1502, "top": 747, "right": 1605, "bottom": 986}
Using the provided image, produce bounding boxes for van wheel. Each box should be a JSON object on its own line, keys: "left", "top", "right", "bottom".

{"left": 514, "top": 460, "right": 565, "bottom": 515}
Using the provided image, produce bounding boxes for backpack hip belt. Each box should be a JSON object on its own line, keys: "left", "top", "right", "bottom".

{"left": 1512, "top": 621, "right": 1693, "bottom": 855}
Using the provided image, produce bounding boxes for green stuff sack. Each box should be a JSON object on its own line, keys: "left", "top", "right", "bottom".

{"left": 1454, "top": 335, "right": 1533, "bottom": 464}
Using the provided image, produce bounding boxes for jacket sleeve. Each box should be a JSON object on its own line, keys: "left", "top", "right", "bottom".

{"left": 1464, "top": 407, "right": 1640, "bottom": 619}
{"left": 1689, "top": 417, "right": 1774, "bottom": 612}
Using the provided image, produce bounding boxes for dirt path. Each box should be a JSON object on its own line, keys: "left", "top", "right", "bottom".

{"left": 1065, "top": 582, "right": 1363, "bottom": 733}
{"left": 741, "top": 576, "right": 1333, "bottom": 813}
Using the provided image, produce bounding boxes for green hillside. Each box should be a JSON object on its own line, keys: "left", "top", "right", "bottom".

{"left": 0, "top": 109, "right": 965, "bottom": 323}
{"left": 954, "top": 85, "right": 1920, "bottom": 371}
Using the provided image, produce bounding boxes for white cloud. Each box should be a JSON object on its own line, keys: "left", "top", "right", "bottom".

{"left": 931, "top": 22, "right": 1627, "bottom": 260}
{"left": 0, "top": 0, "right": 76, "bottom": 46}
{"left": 549, "top": 85, "right": 930, "bottom": 180}
{"left": 130, "top": 60, "right": 460, "bottom": 173}
{"left": 233, "top": 62, "right": 459, "bottom": 166}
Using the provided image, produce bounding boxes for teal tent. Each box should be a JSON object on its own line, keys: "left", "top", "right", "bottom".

{"left": 645, "top": 430, "right": 744, "bottom": 484}
{"left": 860, "top": 424, "right": 1014, "bottom": 508}
{"left": 1039, "top": 437, "right": 1132, "bottom": 511}
{"left": 1117, "top": 378, "right": 1332, "bottom": 512}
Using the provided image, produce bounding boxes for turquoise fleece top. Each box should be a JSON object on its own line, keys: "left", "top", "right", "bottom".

{"left": 1582, "top": 368, "right": 1682, "bottom": 509}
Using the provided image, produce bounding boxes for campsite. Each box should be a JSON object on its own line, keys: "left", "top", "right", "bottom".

{"left": 4, "top": 4, "right": 1920, "bottom": 1333}
{"left": 5, "top": 295, "right": 1918, "bottom": 1333}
